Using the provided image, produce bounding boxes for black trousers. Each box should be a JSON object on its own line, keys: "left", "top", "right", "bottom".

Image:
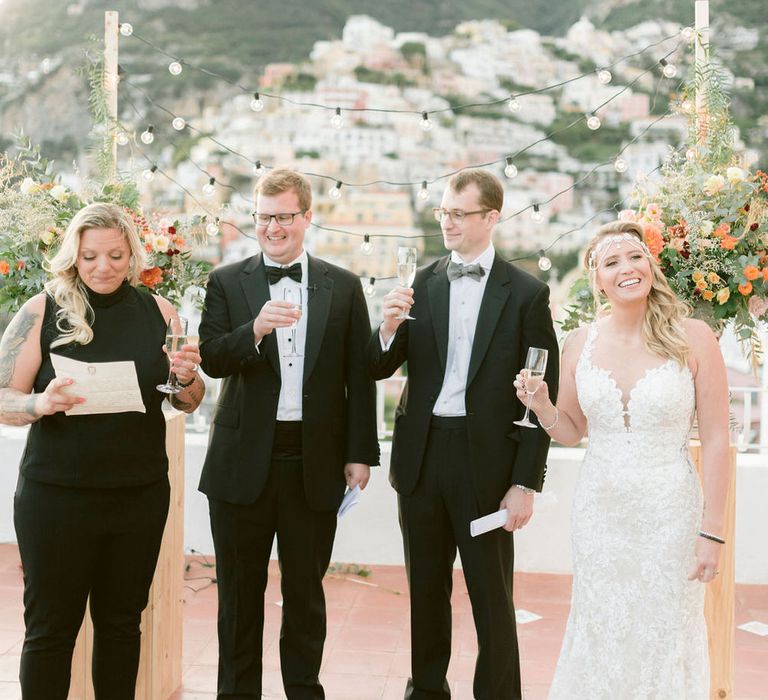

{"left": 13, "top": 474, "right": 170, "bottom": 700}
{"left": 209, "top": 422, "right": 338, "bottom": 700}
{"left": 399, "top": 417, "right": 521, "bottom": 700}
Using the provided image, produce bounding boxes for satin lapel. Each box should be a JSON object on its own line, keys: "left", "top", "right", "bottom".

{"left": 240, "top": 253, "right": 280, "bottom": 377}
{"left": 427, "top": 258, "right": 450, "bottom": 373}
{"left": 303, "top": 255, "right": 333, "bottom": 383}
{"left": 467, "top": 258, "right": 511, "bottom": 387}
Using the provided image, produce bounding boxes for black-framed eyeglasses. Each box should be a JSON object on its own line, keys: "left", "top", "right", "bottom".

{"left": 432, "top": 207, "right": 492, "bottom": 224}
{"left": 252, "top": 211, "right": 306, "bottom": 227}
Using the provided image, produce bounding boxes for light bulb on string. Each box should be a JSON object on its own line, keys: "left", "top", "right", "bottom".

{"left": 420, "top": 111, "right": 433, "bottom": 131}
{"left": 417, "top": 181, "right": 429, "bottom": 200}
{"left": 597, "top": 69, "right": 612, "bottom": 85}
{"left": 119, "top": 23, "right": 133, "bottom": 36}
{"left": 681, "top": 26, "right": 696, "bottom": 43}
{"left": 614, "top": 156, "right": 628, "bottom": 173}
{"left": 252, "top": 160, "right": 263, "bottom": 177}
{"left": 504, "top": 156, "right": 518, "bottom": 179}
{"left": 364, "top": 277, "right": 376, "bottom": 297}
{"left": 686, "top": 148, "right": 697, "bottom": 161}
{"left": 537, "top": 250, "right": 552, "bottom": 272}
{"left": 140, "top": 125, "right": 155, "bottom": 144}
{"left": 586, "top": 113, "right": 601, "bottom": 130}
{"left": 168, "top": 61, "right": 183, "bottom": 76}
{"left": 329, "top": 181, "right": 343, "bottom": 200}
{"left": 142, "top": 165, "right": 157, "bottom": 181}
{"left": 361, "top": 235, "right": 373, "bottom": 255}
{"left": 203, "top": 177, "right": 216, "bottom": 196}
{"left": 330, "top": 107, "right": 344, "bottom": 129}
{"left": 531, "top": 204, "right": 543, "bottom": 223}
{"left": 250, "top": 92, "right": 264, "bottom": 112}
{"left": 116, "top": 131, "right": 129, "bottom": 146}
{"left": 172, "top": 117, "right": 186, "bottom": 131}
{"left": 660, "top": 59, "right": 677, "bottom": 79}
{"left": 681, "top": 99, "right": 694, "bottom": 114}
{"left": 507, "top": 95, "right": 521, "bottom": 113}
{"left": 206, "top": 218, "right": 220, "bottom": 236}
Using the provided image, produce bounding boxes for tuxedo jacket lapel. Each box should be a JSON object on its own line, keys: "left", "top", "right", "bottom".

{"left": 467, "top": 257, "right": 511, "bottom": 387}
{"left": 240, "top": 253, "right": 280, "bottom": 377}
{"left": 427, "top": 258, "right": 450, "bottom": 373}
{"left": 303, "top": 255, "right": 333, "bottom": 383}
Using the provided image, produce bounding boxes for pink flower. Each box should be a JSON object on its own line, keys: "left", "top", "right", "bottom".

{"left": 618, "top": 209, "right": 637, "bottom": 222}
{"left": 645, "top": 203, "right": 662, "bottom": 221}
{"left": 748, "top": 295, "right": 768, "bottom": 319}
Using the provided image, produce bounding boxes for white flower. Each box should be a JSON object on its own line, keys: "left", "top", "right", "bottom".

{"left": 39, "top": 229, "right": 56, "bottom": 246}
{"left": 699, "top": 220, "right": 714, "bottom": 235}
{"left": 20, "top": 177, "right": 39, "bottom": 195}
{"left": 153, "top": 234, "right": 170, "bottom": 253}
{"left": 726, "top": 166, "right": 747, "bottom": 184}
{"left": 702, "top": 174, "right": 725, "bottom": 196}
{"left": 698, "top": 238, "right": 715, "bottom": 249}
{"left": 49, "top": 184, "right": 68, "bottom": 202}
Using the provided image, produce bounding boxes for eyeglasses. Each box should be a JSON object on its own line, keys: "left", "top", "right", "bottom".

{"left": 432, "top": 207, "right": 492, "bottom": 224}
{"left": 252, "top": 211, "right": 306, "bottom": 227}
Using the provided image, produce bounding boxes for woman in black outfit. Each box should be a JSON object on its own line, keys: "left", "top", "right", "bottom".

{"left": 0, "top": 202, "right": 205, "bottom": 698}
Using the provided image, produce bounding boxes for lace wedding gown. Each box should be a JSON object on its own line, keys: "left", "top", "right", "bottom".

{"left": 548, "top": 323, "right": 709, "bottom": 699}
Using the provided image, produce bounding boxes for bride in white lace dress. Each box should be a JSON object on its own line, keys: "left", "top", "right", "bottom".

{"left": 515, "top": 222, "right": 730, "bottom": 699}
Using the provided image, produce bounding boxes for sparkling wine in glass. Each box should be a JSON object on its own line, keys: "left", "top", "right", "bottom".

{"left": 283, "top": 286, "right": 303, "bottom": 357}
{"left": 396, "top": 246, "right": 417, "bottom": 320}
{"left": 157, "top": 316, "right": 189, "bottom": 394}
{"left": 514, "top": 347, "right": 549, "bottom": 428}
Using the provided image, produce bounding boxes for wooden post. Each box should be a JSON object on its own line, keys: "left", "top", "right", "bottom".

{"left": 103, "top": 10, "right": 119, "bottom": 178}
{"left": 689, "top": 442, "right": 736, "bottom": 700}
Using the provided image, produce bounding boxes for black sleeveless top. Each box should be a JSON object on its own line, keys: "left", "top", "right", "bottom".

{"left": 19, "top": 283, "right": 170, "bottom": 488}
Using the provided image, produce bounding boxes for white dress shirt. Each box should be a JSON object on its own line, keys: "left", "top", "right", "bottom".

{"left": 433, "top": 244, "right": 495, "bottom": 417}
{"left": 262, "top": 251, "right": 308, "bottom": 421}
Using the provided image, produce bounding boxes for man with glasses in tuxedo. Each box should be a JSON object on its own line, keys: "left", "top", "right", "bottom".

{"left": 369, "top": 169, "right": 559, "bottom": 699}
{"left": 199, "top": 168, "right": 379, "bottom": 699}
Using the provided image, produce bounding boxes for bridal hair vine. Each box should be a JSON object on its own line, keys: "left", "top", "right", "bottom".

{"left": 588, "top": 233, "right": 652, "bottom": 271}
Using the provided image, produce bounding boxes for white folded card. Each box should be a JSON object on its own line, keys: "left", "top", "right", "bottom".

{"left": 470, "top": 509, "right": 508, "bottom": 537}
{"left": 50, "top": 354, "right": 146, "bottom": 416}
{"left": 338, "top": 485, "right": 361, "bottom": 517}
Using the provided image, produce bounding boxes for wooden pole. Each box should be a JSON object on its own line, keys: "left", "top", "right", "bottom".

{"left": 103, "top": 11, "right": 119, "bottom": 179}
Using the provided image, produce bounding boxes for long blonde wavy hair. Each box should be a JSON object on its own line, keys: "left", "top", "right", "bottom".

{"left": 584, "top": 221, "right": 690, "bottom": 366}
{"left": 44, "top": 203, "right": 147, "bottom": 348}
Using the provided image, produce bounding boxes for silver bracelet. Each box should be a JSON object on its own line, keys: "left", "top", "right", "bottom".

{"left": 513, "top": 484, "right": 535, "bottom": 494}
{"left": 539, "top": 407, "right": 559, "bottom": 431}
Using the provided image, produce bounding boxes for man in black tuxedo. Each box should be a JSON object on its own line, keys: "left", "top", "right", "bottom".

{"left": 199, "top": 169, "right": 379, "bottom": 699}
{"left": 369, "top": 169, "right": 559, "bottom": 699}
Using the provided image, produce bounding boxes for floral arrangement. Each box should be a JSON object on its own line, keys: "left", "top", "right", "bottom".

{"left": 0, "top": 138, "right": 211, "bottom": 313}
{"left": 563, "top": 64, "right": 768, "bottom": 366}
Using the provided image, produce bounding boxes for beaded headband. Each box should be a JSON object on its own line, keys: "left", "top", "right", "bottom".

{"left": 588, "top": 232, "right": 652, "bottom": 271}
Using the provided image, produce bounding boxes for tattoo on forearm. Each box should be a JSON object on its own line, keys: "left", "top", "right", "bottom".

{"left": 169, "top": 375, "right": 205, "bottom": 413}
{"left": 0, "top": 388, "right": 40, "bottom": 425}
{"left": 0, "top": 307, "right": 39, "bottom": 388}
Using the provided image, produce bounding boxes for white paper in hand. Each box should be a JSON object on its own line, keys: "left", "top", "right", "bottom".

{"left": 337, "top": 485, "right": 361, "bottom": 517}
{"left": 470, "top": 509, "right": 508, "bottom": 537}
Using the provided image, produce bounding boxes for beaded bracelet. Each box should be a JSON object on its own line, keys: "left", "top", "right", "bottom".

{"left": 539, "top": 407, "right": 559, "bottom": 432}
{"left": 177, "top": 374, "right": 197, "bottom": 389}
{"left": 698, "top": 530, "right": 725, "bottom": 545}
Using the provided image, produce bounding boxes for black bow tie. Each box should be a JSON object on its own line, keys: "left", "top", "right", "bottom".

{"left": 446, "top": 260, "right": 485, "bottom": 282}
{"left": 266, "top": 263, "right": 302, "bottom": 285}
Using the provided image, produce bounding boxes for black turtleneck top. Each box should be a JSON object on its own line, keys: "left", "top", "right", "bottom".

{"left": 19, "top": 282, "right": 170, "bottom": 488}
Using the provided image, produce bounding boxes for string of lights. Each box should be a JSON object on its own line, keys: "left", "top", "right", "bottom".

{"left": 115, "top": 21, "right": 694, "bottom": 120}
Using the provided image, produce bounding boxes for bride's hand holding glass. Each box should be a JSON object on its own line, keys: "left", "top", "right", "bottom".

{"left": 513, "top": 347, "right": 550, "bottom": 428}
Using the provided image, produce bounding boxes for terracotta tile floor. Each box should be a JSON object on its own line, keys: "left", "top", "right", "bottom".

{"left": 0, "top": 545, "right": 765, "bottom": 698}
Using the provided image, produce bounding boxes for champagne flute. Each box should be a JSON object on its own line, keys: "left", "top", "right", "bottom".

{"left": 157, "top": 316, "right": 189, "bottom": 394}
{"left": 514, "top": 347, "right": 548, "bottom": 428}
{"left": 396, "top": 246, "right": 417, "bottom": 320}
{"left": 283, "top": 286, "right": 303, "bottom": 357}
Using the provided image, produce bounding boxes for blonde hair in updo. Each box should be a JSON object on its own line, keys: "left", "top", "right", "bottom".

{"left": 584, "top": 221, "right": 690, "bottom": 367}
{"left": 44, "top": 203, "right": 147, "bottom": 348}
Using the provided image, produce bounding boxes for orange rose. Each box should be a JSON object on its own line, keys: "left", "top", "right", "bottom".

{"left": 139, "top": 266, "right": 164, "bottom": 288}
{"left": 763, "top": 268, "right": 768, "bottom": 281}
{"left": 702, "top": 290, "right": 714, "bottom": 301}
{"left": 720, "top": 235, "right": 737, "bottom": 250}
{"left": 642, "top": 222, "right": 664, "bottom": 259}
{"left": 0, "top": 260, "right": 9, "bottom": 275}
{"left": 744, "top": 265, "right": 761, "bottom": 281}
{"left": 713, "top": 222, "right": 731, "bottom": 238}
{"left": 738, "top": 281, "right": 753, "bottom": 296}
